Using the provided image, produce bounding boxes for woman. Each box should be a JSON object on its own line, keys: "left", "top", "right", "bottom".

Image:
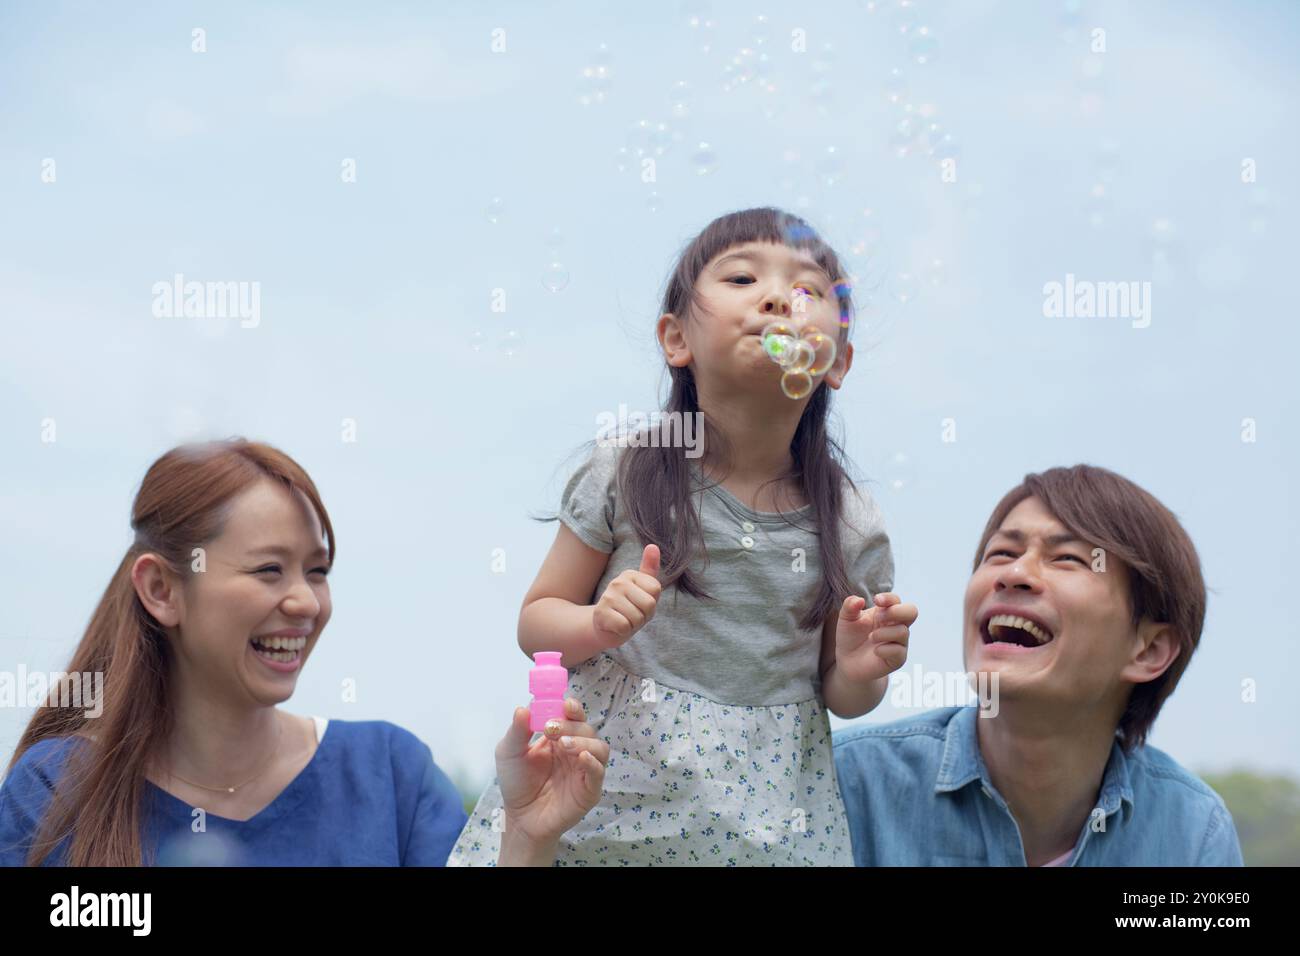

{"left": 0, "top": 439, "right": 606, "bottom": 866}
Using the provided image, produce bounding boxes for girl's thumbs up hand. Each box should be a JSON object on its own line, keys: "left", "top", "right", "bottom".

{"left": 592, "top": 544, "right": 663, "bottom": 649}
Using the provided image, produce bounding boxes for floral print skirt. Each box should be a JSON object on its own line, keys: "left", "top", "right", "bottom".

{"left": 448, "top": 652, "right": 852, "bottom": 866}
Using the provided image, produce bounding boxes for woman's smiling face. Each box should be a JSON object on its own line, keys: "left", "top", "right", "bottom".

{"left": 167, "top": 478, "right": 332, "bottom": 707}
{"left": 663, "top": 240, "right": 851, "bottom": 394}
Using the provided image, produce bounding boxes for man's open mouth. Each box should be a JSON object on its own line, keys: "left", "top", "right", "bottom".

{"left": 980, "top": 613, "right": 1055, "bottom": 648}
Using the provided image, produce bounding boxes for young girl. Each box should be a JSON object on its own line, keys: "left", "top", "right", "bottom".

{"left": 450, "top": 207, "right": 916, "bottom": 866}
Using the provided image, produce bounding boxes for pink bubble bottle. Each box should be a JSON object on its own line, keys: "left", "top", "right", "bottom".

{"left": 528, "top": 651, "right": 568, "bottom": 733}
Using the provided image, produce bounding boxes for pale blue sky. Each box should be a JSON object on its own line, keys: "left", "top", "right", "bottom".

{"left": 1, "top": 1, "right": 1296, "bottom": 792}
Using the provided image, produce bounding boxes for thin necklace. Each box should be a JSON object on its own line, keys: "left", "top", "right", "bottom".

{"left": 166, "top": 716, "right": 284, "bottom": 795}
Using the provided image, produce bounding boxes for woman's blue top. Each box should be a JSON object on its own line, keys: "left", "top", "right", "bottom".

{"left": 0, "top": 719, "right": 469, "bottom": 866}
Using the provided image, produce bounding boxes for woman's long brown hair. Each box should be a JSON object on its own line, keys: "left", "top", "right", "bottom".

{"left": 8, "top": 439, "right": 334, "bottom": 866}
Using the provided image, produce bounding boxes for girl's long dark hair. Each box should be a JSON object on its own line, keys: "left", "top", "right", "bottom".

{"left": 546, "top": 207, "right": 867, "bottom": 631}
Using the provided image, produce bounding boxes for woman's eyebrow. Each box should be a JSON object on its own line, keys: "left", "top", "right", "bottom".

{"left": 248, "top": 544, "right": 329, "bottom": 559}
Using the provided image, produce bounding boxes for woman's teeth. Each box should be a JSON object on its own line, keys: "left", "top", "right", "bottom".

{"left": 251, "top": 636, "right": 307, "bottom": 662}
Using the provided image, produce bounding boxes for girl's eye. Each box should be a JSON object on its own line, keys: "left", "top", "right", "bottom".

{"left": 311, "top": 567, "right": 331, "bottom": 578}
{"left": 795, "top": 284, "right": 823, "bottom": 297}
{"left": 255, "top": 565, "right": 282, "bottom": 575}
{"left": 726, "top": 275, "right": 755, "bottom": 285}
{"left": 1058, "top": 554, "right": 1087, "bottom": 564}
{"left": 985, "top": 549, "right": 1014, "bottom": 561}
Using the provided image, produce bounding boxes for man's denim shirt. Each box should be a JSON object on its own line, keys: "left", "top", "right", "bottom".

{"left": 832, "top": 706, "right": 1244, "bottom": 866}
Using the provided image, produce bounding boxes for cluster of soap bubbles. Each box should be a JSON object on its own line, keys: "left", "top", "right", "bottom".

{"left": 759, "top": 277, "right": 853, "bottom": 400}
{"left": 760, "top": 319, "right": 838, "bottom": 399}
{"left": 576, "top": 43, "right": 613, "bottom": 107}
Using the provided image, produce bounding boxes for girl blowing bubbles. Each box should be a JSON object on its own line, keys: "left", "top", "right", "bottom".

{"left": 450, "top": 207, "right": 916, "bottom": 866}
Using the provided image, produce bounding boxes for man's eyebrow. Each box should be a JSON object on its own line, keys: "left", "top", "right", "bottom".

{"left": 712, "top": 248, "right": 830, "bottom": 279}
{"left": 247, "top": 544, "right": 329, "bottom": 559}
{"left": 989, "top": 529, "right": 1086, "bottom": 548}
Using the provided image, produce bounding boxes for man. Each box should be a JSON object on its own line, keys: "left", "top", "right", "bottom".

{"left": 833, "top": 465, "right": 1244, "bottom": 866}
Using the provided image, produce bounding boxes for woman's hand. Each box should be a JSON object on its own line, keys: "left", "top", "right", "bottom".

{"left": 494, "top": 697, "right": 609, "bottom": 866}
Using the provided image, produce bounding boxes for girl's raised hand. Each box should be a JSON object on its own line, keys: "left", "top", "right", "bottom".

{"left": 591, "top": 543, "right": 662, "bottom": 648}
{"left": 496, "top": 697, "right": 609, "bottom": 853}
{"left": 833, "top": 592, "right": 917, "bottom": 685}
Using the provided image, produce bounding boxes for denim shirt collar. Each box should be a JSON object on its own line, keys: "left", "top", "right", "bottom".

{"left": 934, "top": 706, "right": 1135, "bottom": 823}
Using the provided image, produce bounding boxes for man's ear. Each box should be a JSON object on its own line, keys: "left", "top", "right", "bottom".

{"left": 823, "top": 340, "right": 854, "bottom": 390}
{"left": 131, "top": 553, "right": 183, "bottom": 629}
{"left": 1120, "top": 620, "right": 1180, "bottom": 685}
{"left": 658, "top": 312, "right": 692, "bottom": 368}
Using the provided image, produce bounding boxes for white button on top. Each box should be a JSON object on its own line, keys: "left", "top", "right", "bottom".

{"left": 741, "top": 521, "right": 756, "bottom": 533}
{"left": 740, "top": 535, "right": 755, "bottom": 549}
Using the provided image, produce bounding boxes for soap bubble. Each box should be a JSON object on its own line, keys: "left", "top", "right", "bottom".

{"left": 909, "top": 25, "right": 937, "bottom": 64}
{"left": 761, "top": 323, "right": 837, "bottom": 395}
{"left": 646, "top": 190, "right": 662, "bottom": 214}
{"left": 762, "top": 321, "right": 799, "bottom": 359}
{"left": 891, "top": 0, "right": 919, "bottom": 37}
{"left": 763, "top": 331, "right": 797, "bottom": 363}
{"left": 692, "top": 142, "right": 718, "bottom": 175}
{"left": 542, "top": 262, "right": 570, "bottom": 292}
{"left": 781, "top": 370, "right": 813, "bottom": 399}
{"left": 614, "top": 145, "right": 632, "bottom": 174}
{"left": 818, "top": 145, "right": 845, "bottom": 187}
{"left": 785, "top": 339, "right": 817, "bottom": 372}
{"left": 885, "top": 67, "right": 908, "bottom": 104}
{"left": 1085, "top": 182, "right": 1109, "bottom": 229}
{"left": 667, "top": 79, "right": 692, "bottom": 119}
{"left": 890, "top": 271, "right": 920, "bottom": 305}
{"left": 486, "top": 196, "right": 505, "bottom": 224}
{"left": 800, "top": 329, "right": 838, "bottom": 375}
{"left": 683, "top": 0, "right": 717, "bottom": 51}
{"left": 917, "top": 121, "right": 943, "bottom": 153}
{"left": 890, "top": 115, "right": 921, "bottom": 157}
{"left": 923, "top": 258, "right": 946, "bottom": 288}
{"left": 498, "top": 329, "right": 523, "bottom": 356}
{"left": 886, "top": 451, "right": 912, "bottom": 492}
{"left": 722, "top": 46, "right": 758, "bottom": 90}
{"left": 627, "top": 118, "right": 671, "bottom": 159}
{"left": 577, "top": 44, "right": 613, "bottom": 107}
{"left": 682, "top": 0, "right": 711, "bottom": 27}
{"left": 1060, "top": 0, "right": 1083, "bottom": 44}
{"left": 469, "top": 328, "right": 486, "bottom": 352}
{"left": 544, "top": 226, "right": 565, "bottom": 253}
